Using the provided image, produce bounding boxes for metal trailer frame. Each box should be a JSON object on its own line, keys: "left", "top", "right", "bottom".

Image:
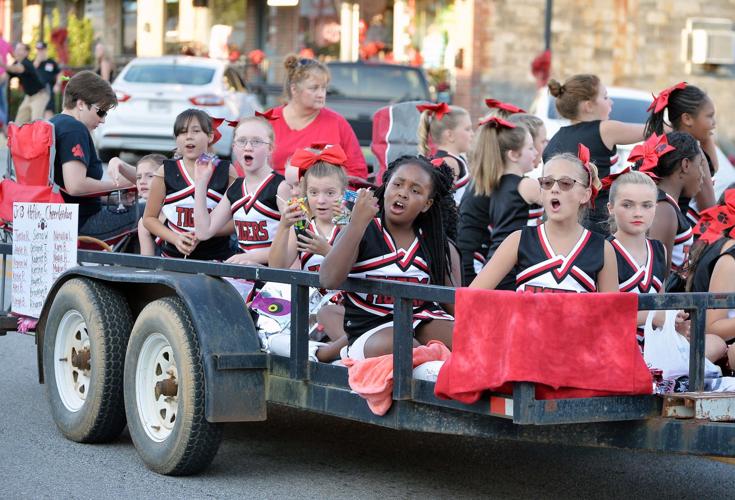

{"left": 5, "top": 242, "right": 734, "bottom": 458}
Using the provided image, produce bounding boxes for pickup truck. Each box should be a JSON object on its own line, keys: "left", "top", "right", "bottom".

{"left": 254, "top": 61, "right": 433, "bottom": 147}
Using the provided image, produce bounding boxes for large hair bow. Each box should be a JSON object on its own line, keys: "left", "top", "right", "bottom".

{"left": 256, "top": 108, "right": 279, "bottom": 121}
{"left": 647, "top": 82, "right": 687, "bottom": 113}
{"left": 578, "top": 144, "right": 599, "bottom": 207}
{"left": 210, "top": 117, "right": 226, "bottom": 145}
{"left": 600, "top": 166, "right": 632, "bottom": 191}
{"left": 478, "top": 116, "right": 516, "bottom": 129}
{"left": 416, "top": 102, "right": 451, "bottom": 120}
{"left": 484, "top": 99, "right": 526, "bottom": 114}
{"left": 629, "top": 132, "right": 673, "bottom": 176}
{"left": 289, "top": 144, "right": 347, "bottom": 179}
{"left": 693, "top": 189, "right": 735, "bottom": 244}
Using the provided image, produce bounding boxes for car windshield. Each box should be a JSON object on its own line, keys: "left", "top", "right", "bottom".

{"left": 547, "top": 96, "right": 650, "bottom": 124}
{"left": 123, "top": 64, "right": 215, "bottom": 85}
{"left": 328, "top": 65, "right": 429, "bottom": 101}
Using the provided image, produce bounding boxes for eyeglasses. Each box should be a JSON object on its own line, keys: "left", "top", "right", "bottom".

{"left": 538, "top": 176, "right": 585, "bottom": 191}
{"left": 234, "top": 138, "right": 270, "bottom": 148}
{"left": 92, "top": 104, "right": 108, "bottom": 118}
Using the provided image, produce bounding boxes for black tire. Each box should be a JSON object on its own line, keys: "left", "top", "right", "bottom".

{"left": 124, "top": 296, "right": 223, "bottom": 476}
{"left": 98, "top": 148, "right": 121, "bottom": 163}
{"left": 43, "top": 278, "right": 133, "bottom": 443}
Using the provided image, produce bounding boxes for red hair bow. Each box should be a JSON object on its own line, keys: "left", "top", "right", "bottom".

{"left": 693, "top": 189, "right": 735, "bottom": 244}
{"left": 577, "top": 143, "right": 599, "bottom": 207}
{"left": 647, "top": 82, "right": 687, "bottom": 113}
{"left": 416, "top": 102, "right": 451, "bottom": 121}
{"left": 478, "top": 116, "right": 516, "bottom": 129}
{"left": 290, "top": 144, "right": 348, "bottom": 179}
{"left": 211, "top": 117, "right": 226, "bottom": 145}
{"left": 629, "top": 132, "right": 673, "bottom": 175}
{"left": 256, "top": 108, "right": 279, "bottom": 121}
{"left": 600, "top": 166, "right": 632, "bottom": 191}
{"left": 484, "top": 99, "right": 526, "bottom": 114}
{"left": 225, "top": 119, "right": 239, "bottom": 128}
{"left": 430, "top": 158, "right": 446, "bottom": 168}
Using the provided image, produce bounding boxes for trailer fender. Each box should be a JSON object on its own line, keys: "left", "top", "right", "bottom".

{"left": 37, "top": 266, "right": 267, "bottom": 423}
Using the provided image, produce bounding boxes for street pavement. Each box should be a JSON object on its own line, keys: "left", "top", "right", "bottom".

{"left": 2, "top": 332, "right": 735, "bottom": 499}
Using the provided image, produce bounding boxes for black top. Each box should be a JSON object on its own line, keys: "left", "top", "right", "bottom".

{"left": 8, "top": 58, "right": 44, "bottom": 96}
{"left": 50, "top": 113, "right": 103, "bottom": 225}
{"left": 607, "top": 236, "right": 667, "bottom": 293}
{"left": 35, "top": 57, "right": 60, "bottom": 87}
{"left": 689, "top": 238, "right": 733, "bottom": 292}
{"left": 457, "top": 185, "right": 491, "bottom": 286}
{"left": 487, "top": 174, "right": 543, "bottom": 256}
{"left": 542, "top": 120, "right": 618, "bottom": 179}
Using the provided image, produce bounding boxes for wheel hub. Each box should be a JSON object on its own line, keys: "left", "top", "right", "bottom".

{"left": 136, "top": 333, "right": 179, "bottom": 442}
{"left": 71, "top": 347, "right": 91, "bottom": 371}
{"left": 54, "top": 310, "right": 91, "bottom": 412}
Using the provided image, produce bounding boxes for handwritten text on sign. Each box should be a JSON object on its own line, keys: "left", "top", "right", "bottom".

{"left": 12, "top": 203, "right": 78, "bottom": 317}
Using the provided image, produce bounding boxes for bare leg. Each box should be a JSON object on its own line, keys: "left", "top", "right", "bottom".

{"left": 317, "top": 304, "right": 346, "bottom": 342}
{"left": 415, "top": 319, "right": 454, "bottom": 349}
{"left": 315, "top": 336, "right": 347, "bottom": 362}
{"left": 705, "top": 334, "right": 728, "bottom": 363}
{"left": 362, "top": 327, "right": 420, "bottom": 358}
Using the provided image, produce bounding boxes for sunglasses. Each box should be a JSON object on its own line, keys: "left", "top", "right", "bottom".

{"left": 92, "top": 104, "right": 108, "bottom": 118}
{"left": 538, "top": 176, "right": 585, "bottom": 191}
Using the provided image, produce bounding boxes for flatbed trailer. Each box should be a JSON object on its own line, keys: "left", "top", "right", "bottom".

{"left": 3, "top": 243, "right": 734, "bottom": 475}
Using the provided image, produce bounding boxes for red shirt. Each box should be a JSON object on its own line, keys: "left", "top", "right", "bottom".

{"left": 270, "top": 105, "right": 367, "bottom": 179}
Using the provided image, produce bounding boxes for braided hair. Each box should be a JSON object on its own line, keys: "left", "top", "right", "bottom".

{"left": 374, "top": 155, "right": 456, "bottom": 287}
{"left": 644, "top": 85, "right": 709, "bottom": 138}
{"left": 648, "top": 131, "right": 701, "bottom": 179}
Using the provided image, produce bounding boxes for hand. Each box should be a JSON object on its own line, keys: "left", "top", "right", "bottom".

{"left": 225, "top": 253, "right": 262, "bottom": 265}
{"left": 675, "top": 310, "right": 691, "bottom": 340}
{"left": 350, "top": 188, "right": 379, "bottom": 228}
{"left": 107, "top": 157, "right": 124, "bottom": 186}
{"left": 279, "top": 201, "right": 307, "bottom": 228}
{"left": 194, "top": 157, "right": 215, "bottom": 186}
{"left": 297, "top": 229, "right": 331, "bottom": 256}
{"left": 174, "top": 232, "right": 198, "bottom": 256}
{"left": 332, "top": 198, "right": 344, "bottom": 218}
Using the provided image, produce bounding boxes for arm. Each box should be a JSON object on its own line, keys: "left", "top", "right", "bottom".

{"left": 648, "top": 202, "right": 677, "bottom": 274}
{"left": 440, "top": 243, "right": 462, "bottom": 316}
{"left": 705, "top": 251, "right": 735, "bottom": 341}
{"left": 340, "top": 117, "right": 368, "bottom": 179}
{"left": 599, "top": 121, "right": 646, "bottom": 149}
{"left": 319, "top": 189, "right": 378, "bottom": 289}
{"left": 107, "top": 157, "right": 137, "bottom": 185}
{"left": 61, "top": 160, "right": 133, "bottom": 195}
{"left": 0, "top": 58, "right": 25, "bottom": 74}
{"left": 193, "top": 161, "right": 234, "bottom": 240}
{"left": 518, "top": 177, "right": 543, "bottom": 205}
{"left": 695, "top": 137, "right": 718, "bottom": 211}
{"left": 469, "top": 230, "right": 521, "bottom": 290}
{"left": 267, "top": 205, "right": 302, "bottom": 268}
{"left": 142, "top": 173, "right": 195, "bottom": 255}
{"left": 597, "top": 240, "right": 619, "bottom": 293}
{"left": 100, "top": 59, "right": 112, "bottom": 82}
{"left": 228, "top": 164, "right": 238, "bottom": 186}
{"left": 137, "top": 218, "right": 157, "bottom": 256}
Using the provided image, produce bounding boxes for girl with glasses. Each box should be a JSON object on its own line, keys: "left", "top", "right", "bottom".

{"left": 143, "top": 108, "right": 238, "bottom": 260}
{"left": 194, "top": 116, "right": 291, "bottom": 265}
{"left": 470, "top": 149, "right": 618, "bottom": 293}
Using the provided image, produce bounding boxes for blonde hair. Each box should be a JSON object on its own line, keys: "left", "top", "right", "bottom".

{"left": 233, "top": 116, "right": 275, "bottom": 144}
{"left": 417, "top": 105, "right": 469, "bottom": 156}
{"left": 508, "top": 113, "right": 544, "bottom": 141}
{"left": 470, "top": 123, "right": 529, "bottom": 197}
{"left": 548, "top": 75, "right": 601, "bottom": 120}
{"left": 607, "top": 171, "right": 658, "bottom": 232}
{"left": 543, "top": 153, "right": 602, "bottom": 209}
{"left": 301, "top": 161, "right": 348, "bottom": 196}
{"left": 283, "top": 55, "right": 330, "bottom": 100}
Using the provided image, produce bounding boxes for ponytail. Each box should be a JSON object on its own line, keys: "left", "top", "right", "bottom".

{"left": 644, "top": 84, "right": 709, "bottom": 138}
{"left": 470, "top": 123, "right": 527, "bottom": 197}
{"left": 417, "top": 110, "right": 433, "bottom": 156}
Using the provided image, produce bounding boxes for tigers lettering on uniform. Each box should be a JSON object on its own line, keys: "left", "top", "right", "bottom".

{"left": 227, "top": 173, "right": 284, "bottom": 252}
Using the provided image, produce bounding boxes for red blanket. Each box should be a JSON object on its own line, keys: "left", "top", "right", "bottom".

{"left": 435, "top": 289, "right": 652, "bottom": 403}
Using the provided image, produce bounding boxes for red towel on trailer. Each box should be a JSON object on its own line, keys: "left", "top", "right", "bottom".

{"left": 434, "top": 289, "right": 652, "bottom": 403}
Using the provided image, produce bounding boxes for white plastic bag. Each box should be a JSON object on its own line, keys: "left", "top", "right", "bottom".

{"left": 643, "top": 310, "right": 721, "bottom": 380}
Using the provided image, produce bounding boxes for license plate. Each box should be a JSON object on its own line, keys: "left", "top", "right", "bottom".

{"left": 148, "top": 100, "right": 171, "bottom": 113}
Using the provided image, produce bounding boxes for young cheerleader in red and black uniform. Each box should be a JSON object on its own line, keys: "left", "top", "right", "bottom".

{"left": 646, "top": 131, "right": 704, "bottom": 290}
{"left": 143, "top": 109, "right": 238, "bottom": 260}
{"left": 320, "top": 155, "right": 460, "bottom": 360}
{"left": 194, "top": 116, "right": 291, "bottom": 264}
{"left": 469, "top": 116, "right": 541, "bottom": 289}
{"left": 471, "top": 146, "right": 618, "bottom": 293}
{"left": 543, "top": 75, "right": 645, "bottom": 235}
{"left": 416, "top": 103, "right": 474, "bottom": 205}
{"left": 268, "top": 145, "right": 348, "bottom": 270}
{"left": 644, "top": 82, "right": 718, "bottom": 224}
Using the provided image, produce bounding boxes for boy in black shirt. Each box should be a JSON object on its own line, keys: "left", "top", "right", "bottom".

{"left": 0, "top": 43, "right": 48, "bottom": 124}
{"left": 34, "top": 42, "right": 60, "bottom": 119}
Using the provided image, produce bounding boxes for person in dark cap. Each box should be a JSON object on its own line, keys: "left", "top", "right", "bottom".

{"left": 34, "top": 41, "right": 60, "bottom": 119}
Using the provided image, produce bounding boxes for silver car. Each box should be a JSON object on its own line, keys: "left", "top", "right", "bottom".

{"left": 94, "top": 56, "right": 261, "bottom": 160}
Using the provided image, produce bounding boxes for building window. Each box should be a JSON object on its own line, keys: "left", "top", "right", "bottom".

{"left": 121, "top": 0, "right": 137, "bottom": 55}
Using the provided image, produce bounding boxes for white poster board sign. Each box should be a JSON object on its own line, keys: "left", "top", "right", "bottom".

{"left": 12, "top": 203, "right": 78, "bottom": 318}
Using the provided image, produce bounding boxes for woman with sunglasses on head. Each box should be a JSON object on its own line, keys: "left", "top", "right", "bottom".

{"left": 194, "top": 115, "right": 290, "bottom": 265}
{"left": 51, "top": 70, "right": 138, "bottom": 240}
{"left": 268, "top": 55, "right": 367, "bottom": 180}
{"left": 470, "top": 146, "right": 618, "bottom": 294}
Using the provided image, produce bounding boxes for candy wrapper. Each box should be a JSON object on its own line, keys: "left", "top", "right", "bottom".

{"left": 289, "top": 197, "right": 310, "bottom": 231}
{"left": 332, "top": 190, "right": 358, "bottom": 225}
{"left": 197, "top": 152, "right": 221, "bottom": 167}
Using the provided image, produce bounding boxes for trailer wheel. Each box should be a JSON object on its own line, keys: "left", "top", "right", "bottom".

{"left": 124, "top": 296, "right": 223, "bottom": 475}
{"left": 43, "top": 278, "right": 132, "bottom": 442}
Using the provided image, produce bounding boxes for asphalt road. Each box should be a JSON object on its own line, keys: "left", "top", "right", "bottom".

{"left": 2, "top": 331, "right": 735, "bottom": 499}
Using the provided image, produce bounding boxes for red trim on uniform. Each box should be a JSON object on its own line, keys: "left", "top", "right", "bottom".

{"left": 239, "top": 242, "right": 272, "bottom": 250}
{"left": 164, "top": 186, "right": 195, "bottom": 204}
{"left": 245, "top": 174, "right": 276, "bottom": 211}
{"left": 374, "top": 218, "right": 396, "bottom": 253}
{"left": 674, "top": 227, "right": 693, "bottom": 244}
{"left": 516, "top": 258, "right": 563, "bottom": 285}
{"left": 352, "top": 254, "right": 397, "bottom": 273}
{"left": 252, "top": 200, "right": 281, "bottom": 220}
{"left": 569, "top": 267, "right": 596, "bottom": 291}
